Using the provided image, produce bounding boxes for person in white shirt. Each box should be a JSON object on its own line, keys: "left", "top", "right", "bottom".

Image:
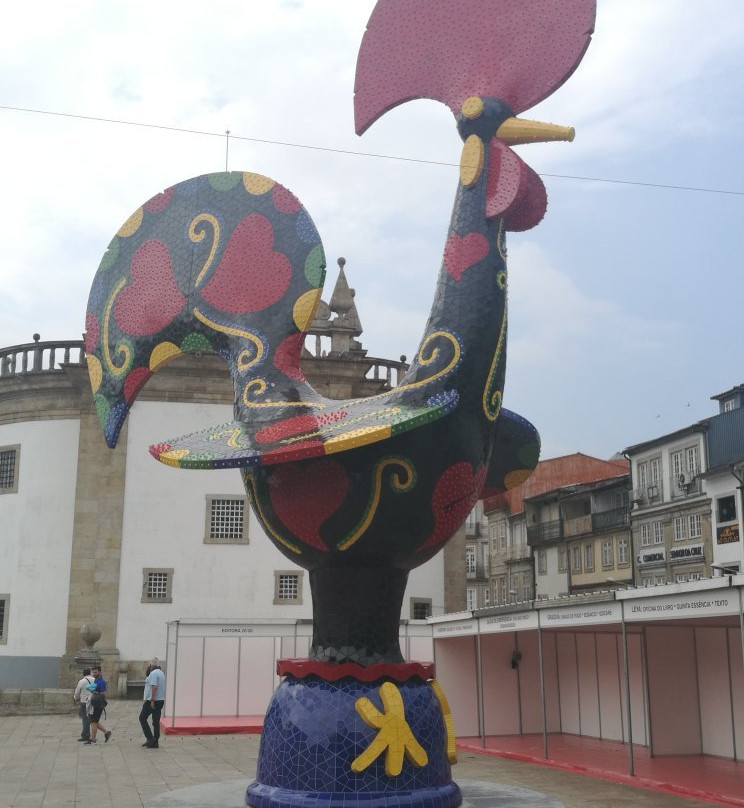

{"left": 140, "top": 659, "right": 166, "bottom": 748}
{"left": 73, "top": 668, "right": 95, "bottom": 741}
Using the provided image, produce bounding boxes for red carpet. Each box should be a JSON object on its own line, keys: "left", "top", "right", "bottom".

{"left": 458, "top": 734, "right": 744, "bottom": 808}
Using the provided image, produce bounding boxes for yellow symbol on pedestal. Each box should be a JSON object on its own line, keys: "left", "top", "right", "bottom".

{"left": 351, "top": 681, "right": 428, "bottom": 777}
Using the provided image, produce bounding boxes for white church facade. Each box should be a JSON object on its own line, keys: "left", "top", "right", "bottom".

{"left": 0, "top": 263, "right": 445, "bottom": 689}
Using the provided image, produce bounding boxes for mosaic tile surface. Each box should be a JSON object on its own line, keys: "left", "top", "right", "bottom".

{"left": 247, "top": 675, "right": 461, "bottom": 808}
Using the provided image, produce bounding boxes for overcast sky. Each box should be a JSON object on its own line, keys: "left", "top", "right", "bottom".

{"left": 1, "top": 0, "right": 742, "bottom": 462}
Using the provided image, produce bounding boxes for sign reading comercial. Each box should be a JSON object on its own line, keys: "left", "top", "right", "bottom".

{"left": 637, "top": 548, "right": 665, "bottom": 565}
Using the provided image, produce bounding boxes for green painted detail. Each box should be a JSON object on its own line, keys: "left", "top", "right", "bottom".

{"left": 181, "top": 333, "right": 213, "bottom": 353}
{"left": 208, "top": 172, "right": 242, "bottom": 191}
{"left": 304, "top": 244, "right": 326, "bottom": 288}
{"left": 97, "top": 238, "right": 120, "bottom": 272}
{"left": 94, "top": 394, "right": 110, "bottom": 430}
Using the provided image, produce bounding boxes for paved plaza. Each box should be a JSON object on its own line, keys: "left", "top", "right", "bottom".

{"left": 0, "top": 700, "right": 725, "bottom": 808}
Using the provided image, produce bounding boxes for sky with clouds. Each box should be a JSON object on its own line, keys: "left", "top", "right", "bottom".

{"left": 1, "top": 0, "right": 742, "bottom": 462}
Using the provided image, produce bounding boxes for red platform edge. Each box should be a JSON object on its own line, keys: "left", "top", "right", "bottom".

{"left": 277, "top": 658, "right": 435, "bottom": 682}
{"left": 457, "top": 741, "right": 744, "bottom": 808}
{"left": 161, "top": 715, "right": 264, "bottom": 736}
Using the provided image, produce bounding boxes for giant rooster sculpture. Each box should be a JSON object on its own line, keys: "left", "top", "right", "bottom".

{"left": 85, "top": 1, "right": 595, "bottom": 806}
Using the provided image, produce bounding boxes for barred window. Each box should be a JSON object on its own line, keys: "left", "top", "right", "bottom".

{"left": 0, "top": 446, "right": 20, "bottom": 494}
{"left": 411, "top": 598, "right": 432, "bottom": 620}
{"left": 142, "top": 568, "right": 173, "bottom": 603}
{"left": 0, "top": 595, "right": 8, "bottom": 644}
{"left": 205, "top": 496, "right": 248, "bottom": 543}
{"left": 273, "top": 571, "right": 303, "bottom": 605}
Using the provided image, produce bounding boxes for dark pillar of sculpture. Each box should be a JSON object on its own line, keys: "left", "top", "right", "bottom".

{"left": 309, "top": 566, "right": 407, "bottom": 664}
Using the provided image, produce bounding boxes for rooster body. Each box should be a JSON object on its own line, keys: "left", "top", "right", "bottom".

{"left": 86, "top": 0, "right": 595, "bottom": 665}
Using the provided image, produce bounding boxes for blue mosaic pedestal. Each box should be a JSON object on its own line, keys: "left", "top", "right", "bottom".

{"left": 246, "top": 665, "right": 461, "bottom": 808}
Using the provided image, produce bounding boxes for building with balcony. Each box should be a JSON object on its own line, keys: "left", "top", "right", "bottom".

{"left": 624, "top": 422, "right": 711, "bottom": 587}
{"left": 484, "top": 453, "right": 628, "bottom": 604}
{"left": 527, "top": 474, "right": 631, "bottom": 597}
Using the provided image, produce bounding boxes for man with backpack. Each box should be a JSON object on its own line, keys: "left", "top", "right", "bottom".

{"left": 73, "top": 668, "right": 95, "bottom": 741}
{"left": 84, "top": 665, "right": 112, "bottom": 745}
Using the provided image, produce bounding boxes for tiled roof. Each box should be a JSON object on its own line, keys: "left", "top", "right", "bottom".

{"left": 483, "top": 452, "right": 629, "bottom": 516}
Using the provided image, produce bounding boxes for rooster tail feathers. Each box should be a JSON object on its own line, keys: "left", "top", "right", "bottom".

{"left": 85, "top": 171, "right": 326, "bottom": 447}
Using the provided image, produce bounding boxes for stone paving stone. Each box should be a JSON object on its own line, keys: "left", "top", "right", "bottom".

{"left": 0, "top": 700, "right": 723, "bottom": 808}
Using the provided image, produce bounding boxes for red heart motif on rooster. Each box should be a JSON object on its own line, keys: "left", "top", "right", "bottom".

{"left": 114, "top": 240, "right": 186, "bottom": 335}
{"left": 443, "top": 231, "right": 489, "bottom": 281}
{"left": 269, "top": 459, "right": 349, "bottom": 551}
{"left": 200, "top": 214, "right": 291, "bottom": 314}
{"left": 419, "top": 462, "right": 487, "bottom": 551}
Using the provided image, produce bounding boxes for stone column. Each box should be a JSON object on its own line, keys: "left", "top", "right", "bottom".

{"left": 59, "top": 367, "right": 126, "bottom": 688}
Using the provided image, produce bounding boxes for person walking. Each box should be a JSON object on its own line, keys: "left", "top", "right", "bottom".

{"left": 140, "top": 659, "right": 166, "bottom": 748}
{"left": 73, "top": 668, "right": 95, "bottom": 741}
{"left": 85, "top": 664, "right": 112, "bottom": 745}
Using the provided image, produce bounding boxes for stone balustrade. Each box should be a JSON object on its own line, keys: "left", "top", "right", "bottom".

{"left": 0, "top": 337, "right": 86, "bottom": 378}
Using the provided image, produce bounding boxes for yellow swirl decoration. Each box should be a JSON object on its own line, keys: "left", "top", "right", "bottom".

{"left": 241, "top": 377, "right": 326, "bottom": 411}
{"left": 193, "top": 308, "right": 265, "bottom": 365}
{"left": 242, "top": 378, "right": 268, "bottom": 404}
{"left": 242, "top": 472, "right": 302, "bottom": 555}
{"left": 237, "top": 347, "right": 261, "bottom": 374}
{"left": 314, "top": 330, "right": 460, "bottom": 412}
{"left": 403, "top": 330, "right": 461, "bottom": 388}
{"left": 102, "top": 278, "right": 133, "bottom": 377}
{"left": 337, "top": 457, "right": 415, "bottom": 551}
{"left": 189, "top": 213, "right": 220, "bottom": 287}
{"left": 482, "top": 312, "right": 507, "bottom": 421}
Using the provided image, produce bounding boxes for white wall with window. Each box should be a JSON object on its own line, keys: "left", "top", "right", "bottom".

{"left": 116, "top": 401, "right": 445, "bottom": 661}
{"left": 0, "top": 420, "right": 79, "bottom": 671}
